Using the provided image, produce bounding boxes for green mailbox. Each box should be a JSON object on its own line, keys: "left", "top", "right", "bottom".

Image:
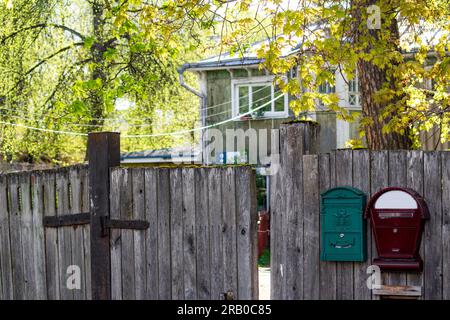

{"left": 320, "top": 186, "right": 366, "bottom": 262}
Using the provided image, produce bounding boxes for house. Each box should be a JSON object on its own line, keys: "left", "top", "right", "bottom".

{"left": 178, "top": 40, "right": 363, "bottom": 166}
{"left": 179, "top": 42, "right": 449, "bottom": 167}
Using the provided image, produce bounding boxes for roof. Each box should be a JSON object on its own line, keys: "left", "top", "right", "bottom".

{"left": 121, "top": 146, "right": 201, "bottom": 164}
{"left": 180, "top": 37, "right": 302, "bottom": 71}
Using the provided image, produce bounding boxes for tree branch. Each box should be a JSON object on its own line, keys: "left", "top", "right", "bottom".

{"left": 2, "top": 23, "right": 86, "bottom": 44}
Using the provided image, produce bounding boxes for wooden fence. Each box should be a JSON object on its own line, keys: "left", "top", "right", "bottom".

{"left": 0, "top": 133, "right": 258, "bottom": 300}
{"left": 0, "top": 166, "right": 91, "bottom": 300}
{"left": 271, "top": 122, "right": 450, "bottom": 300}
{"left": 109, "top": 166, "right": 258, "bottom": 300}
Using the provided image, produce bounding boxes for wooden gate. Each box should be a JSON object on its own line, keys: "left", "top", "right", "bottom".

{"left": 0, "top": 132, "right": 258, "bottom": 300}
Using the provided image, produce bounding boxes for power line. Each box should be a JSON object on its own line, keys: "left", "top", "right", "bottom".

{"left": 0, "top": 93, "right": 285, "bottom": 138}
{"left": 122, "top": 93, "right": 285, "bottom": 138}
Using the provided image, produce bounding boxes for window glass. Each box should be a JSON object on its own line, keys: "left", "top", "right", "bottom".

{"left": 274, "top": 86, "right": 285, "bottom": 112}
{"left": 252, "top": 85, "right": 272, "bottom": 113}
{"left": 238, "top": 86, "right": 249, "bottom": 114}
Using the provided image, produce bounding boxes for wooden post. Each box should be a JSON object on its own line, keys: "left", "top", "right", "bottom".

{"left": 270, "top": 121, "right": 320, "bottom": 300}
{"left": 88, "top": 132, "right": 120, "bottom": 300}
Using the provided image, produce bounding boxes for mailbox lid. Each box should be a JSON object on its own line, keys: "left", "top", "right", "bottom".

{"left": 321, "top": 186, "right": 366, "bottom": 203}
{"left": 365, "top": 187, "right": 430, "bottom": 219}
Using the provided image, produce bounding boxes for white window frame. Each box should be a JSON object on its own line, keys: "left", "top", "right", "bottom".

{"left": 231, "top": 76, "right": 289, "bottom": 119}
{"left": 348, "top": 74, "right": 360, "bottom": 110}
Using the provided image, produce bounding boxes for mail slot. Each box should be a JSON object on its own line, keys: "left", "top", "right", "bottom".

{"left": 366, "top": 187, "right": 429, "bottom": 271}
{"left": 320, "top": 186, "right": 366, "bottom": 262}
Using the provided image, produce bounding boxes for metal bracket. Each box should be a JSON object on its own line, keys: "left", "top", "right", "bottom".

{"left": 44, "top": 213, "right": 149, "bottom": 237}
{"left": 100, "top": 216, "right": 150, "bottom": 237}
{"left": 43, "top": 213, "right": 90, "bottom": 227}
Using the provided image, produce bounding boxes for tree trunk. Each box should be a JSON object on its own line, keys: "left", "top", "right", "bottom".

{"left": 90, "top": 0, "right": 106, "bottom": 128}
{"left": 354, "top": 1, "right": 412, "bottom": 149}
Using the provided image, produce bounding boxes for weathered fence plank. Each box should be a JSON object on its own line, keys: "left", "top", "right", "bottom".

{"left": 195, "top": 168, "right": 211, "bottom": 300}
{"left": 0, "top": 174, "right": 13, "bottom": 299}
{"left": 132, "top": 168, "right": 146, "bottom": 300}
{"left": 56, "top": 170, "right": 73, "bottom": 300}
{"left": 182, "top": 168, "right": 197, "bottom": 300}
{"left": 236, "top": 166, "right": 258, "bottom": 300}
{"left": 31, "top": 172, "right": 47, "bottom": 300}
{"left": 69, "top": 167, "right": 87, "bottom": 300}
{"left": 352, "top": 150, "right": 371, "bottom": 300}
{"left": 144, "top": 169, "right": 158, "bottom": 300}
{"left": 442, "top": 152, "right": 450, "bottom": 300}
{"left": 170, "top": 168, "right": 184, "bottom": 299}
{"left": 423, "top": 152, "right": 443, "bottom": 300}
{"left": 335, "top": 149, "right": 354, "bottom": 300}
{"left": 369, "top": 151, "right": 389, "bottom": 299}
{"left": 8, "top": 174, "right": 25, "bottom": 300}
{"left": 222, "top": 167, "right": 237, "bottom": 299}
{"left": 209, "top": 168, "right": 224, "bottom": 300}
{"left": 303, "top": 155, "right": 320, "bottom": 300}
{"left": 318, "top": 153, "right": 336, "bottom": 300}
{"left": 110, "top": 168, "right": 123, "bottom": 300}
{"left": 121, "top": 169, "right": 135, "bottom": 300}
{"left": 80, "top": 167, "right": 91, "bottom": 300}
{"left": 157, "top": 169, "right": 172, "bottom": 300}
{"left": 19, "top": 172, "right": 36, "bottom": 299}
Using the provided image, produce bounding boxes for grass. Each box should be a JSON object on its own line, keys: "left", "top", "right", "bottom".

{"left": 258, "top": 249, "right": 270, "bottom": 267}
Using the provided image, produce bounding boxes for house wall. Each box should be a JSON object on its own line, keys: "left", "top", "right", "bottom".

{"left": 204, "top": 68, "right": 291, "bottom": 165}
{"left": 201, "top": 67, "right": 363, "bottom": 164}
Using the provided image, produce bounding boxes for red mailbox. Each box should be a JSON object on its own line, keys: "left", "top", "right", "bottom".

{"left": 365, "top": 187, "right": 429, "bottom": 271}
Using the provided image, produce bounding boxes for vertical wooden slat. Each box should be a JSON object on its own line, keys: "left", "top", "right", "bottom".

{"left": 0, "top": 174, "right": 13, "bottom": 299}
{"left": 335, "top": 149, "right": 354, "bottom": 300}
{"left": 43, "top": 171, "right": 59, "bottom": 300}
{"left": 195, "top": 168, "right": 210, "bottom": 299}
{"left": 318, "top": 153, "right": 336, "bottom": 300}
{"left": 283, "top": 124, "right": 305, "bottom": 300}
{"left": 369, "top": 151, "right": 388, "bottom": 299}
{"left": 352, "top": 150, "right": 371, "bottom": 300}
{"left": 270, "top": 126, "right": 285, "bottom": 299}
{"left": 170, "top": 168, "right": 184, "bottom": 299}
{"left": 442, "top": 152, "right": 450, "bottom": 300}
{"left": 157, "top": 169, "right": 171, "bottom": 300}
{"left": 208, "top": 168, "right": 224, "bottom": 300}
{"left": 303, "top": 154, "right": 320, "bottom": 299}
{"left": 120, "top": 168, "right": 135, "bottom": 300}
{"left": 423, "top": 151, "right": 443, "bottom": 299}
{"left": 8, "top": 174, "right": 25, "bottom": 299}
{"left": 56, "top": 169, "right": 73, "bottom": 300}
{"left": 132, "top": 168, "right": 146, "bottom": 300}
{"left": 19, "top": 172, "right": 36, "bottom": 299}
{"left": 69, "top": 167, "right": 86, "bottom": 300}
{"left": 80, "top": 167, "right": 91, "bottom": 300}
{"left": 221, "top": 167, "right": 237, "bottom": 298}
{"left": 236, "top": 166, "right": 258, "bottom": 300}
{"left": 405, "top": 151, "right": 425, "bottom": 291}
{"left": 387, "top": 150, "right": 408, "bottom": 286}
{"left": 182, "top": 168, "right": 197, "bottom": 300}
{"left": 110, "top": 168, "right": 122, "bottom": 300}
{"left": 144, "top": 168, "right": 158, "bottom": 299}
{"left": 30, "top": 172, "right": 47, "bottom": 299}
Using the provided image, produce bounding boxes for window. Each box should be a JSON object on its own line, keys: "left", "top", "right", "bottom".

{"left": 348, "top": 76, "right": 359, "bottom": 108}
{"left": 232, "top": 76, "right": 288, "bottom": 119}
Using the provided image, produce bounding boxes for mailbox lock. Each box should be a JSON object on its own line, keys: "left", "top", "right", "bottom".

{"left": 393, "top": 228, "right": 398, "bottom": 234}
{"left": 339, "top": 233, "right": 345, "bottom": 238}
